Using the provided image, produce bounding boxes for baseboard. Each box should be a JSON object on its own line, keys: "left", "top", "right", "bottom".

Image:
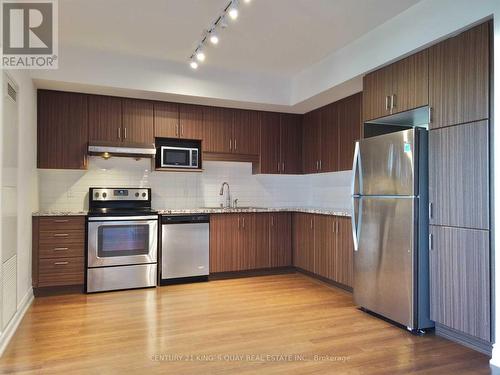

{"left": 0, "top": 287, "right": 34, "bottom": 357}
{"left": 435, "top": 323, "right": 492, "bottom": 356}
{"left": 209, "top": 267, "right": 295, "bottom": 280}
{"left": 294, "top": 267, "right": 353, "bottom": 293}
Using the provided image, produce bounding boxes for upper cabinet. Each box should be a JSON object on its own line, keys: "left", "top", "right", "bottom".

{"left": 179, "top": 104, "right": 205, "bottom": 141}
{"left": 429, "top": 22, "right": 490, "bottom": 129}
{"left": 38, "top": 90, "right": 88, "bottom": 170}
{"left": 154, "top": 102, "right": 179, "bottom": 138}
{"left": 233, "top": 109, "right": 260, "bottom": 156}
{"left": 89, "top": 95, "right": 154, "bottom": 145}
{"left": 302, "top": 92, "right": 362, "bottom": 174}
{"left": 256, "top": 112, "right": 302, "bottom": 174}
{"left": 363, "top": 50, "right": 429, "bottom": 122}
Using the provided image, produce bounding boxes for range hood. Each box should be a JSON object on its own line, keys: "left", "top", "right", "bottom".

{"left": 88, "top": 141, "right": 156, "bottom": 159}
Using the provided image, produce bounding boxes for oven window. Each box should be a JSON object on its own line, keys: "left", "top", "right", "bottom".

{"left": 163, "top": 148, "right": 189, "bottom": 166}
{"left": 98, "top": 225, "right": 150, "bottom": 257}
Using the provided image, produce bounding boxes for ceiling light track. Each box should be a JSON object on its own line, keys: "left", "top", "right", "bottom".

{"left": 189, "top": 0, "right": 251, "bottom": 69}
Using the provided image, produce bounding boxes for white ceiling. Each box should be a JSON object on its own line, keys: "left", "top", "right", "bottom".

{"left": 59, "top": 0, "right": 421, "bottom": 77}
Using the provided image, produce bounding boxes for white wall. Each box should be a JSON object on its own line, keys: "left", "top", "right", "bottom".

{"left": 37, "top": 157, "right": 352, "bottom": 213}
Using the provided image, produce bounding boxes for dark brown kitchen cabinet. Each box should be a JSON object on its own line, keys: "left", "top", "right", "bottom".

{"left": 429, "top": 225, "right": 490, "bottom": 341}
{"left": 336, "top": 217, "right": 354, "bottom": 288}
{"left": 88, "top": 95, "right": 122, "bottom": 143}
{"left": 319, "top": 104, "right": 339, "bottom": 173}
{"left": 32, "top": 216, "right": 86, "bottom": 288}
{"left": 257, "top": 112, "right": 302, "bottom": 174}
{"left": 280, "top": 114, "right": 302, "bottom": 174}
{"left": 313, "top": 215, "right": 332, "bottom": 278}
{"left": 363, "top": 50, "right": 428, "bottom": 122}
{"left": 302, "top": 109, "right": 321, "bottom": 174}
{"left": 292, "top": 213, "right": 315, "bottom": 272}
{"left": 210, "top": 214, "right": 239, "bottom": 273}
{"left": 233, "top": 109, "right": 260, "bottom": 156}
{"left": 253, "top": 213, "right": 270, "bottom": 269}
{"left": 154, "top": 102, "right": 179, "bottom": 138}
{"left": 38, "top": 90, "right": 88, "bottom": 170}
{"left": 429, "top": 22, "right": 490, "bottom": 129}
{"left": 269, "top": 213, "right": 292, "bottom": 268}
{"left": 338, "top": 93, "right": 362, "bottom": 171}
{"left": 122, "top": 99, "right": 154, "bottom": 144}
{"left": 258, "top": 112, "right": 281, "bottom": 174}
{"left": 179, "top": 104, "right": 205, "bottom": 141}
{"left": 203, "top": 106, "right": 233, "bottom": 153}
{"left": 429, "top": 120, "right": 489, "bottom": 230}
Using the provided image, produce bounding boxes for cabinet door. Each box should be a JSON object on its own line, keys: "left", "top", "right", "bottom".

{"left": 362, "top": 65, "right": 392, "bottom": 121}
{"left": 236, "top": 214, "right": 256, "bottom": 270}
{"left": 203, "top": 106, "right": 233, "bottom": 153}
{"left": 337, "top": 93, "right": 362, "bottom": 171}
{"left": 429, "top": 22, "right": 490, "bottom": 129}
{"left": 260, "top": 112, "right": 281, "bottom": 174}
{"left": 280, "top": 114, "right": 302, "bottom": 174}
{"left": 253, "top": 213, "right": 271, "bottom": 269}
{"left": 429, "top": 121, "right": 489, "bottom": 230}
{"left": 269, "top": 213, "right": 292, "bottom": 268}
{"left": 292, "top": 214, "right": 315, "bottom": 272}
{"left": 37, "top": 91, "right": 88, "bottom": 170}
{"left": 429, "top": 225, "right": 490, "bottom": 341}
{"left": 391, "top": 50, "right": 429, "bottom": 114}
{"left": 179, "top": 104, "right": 205, "bottom": 141}
{"left": 154, "top": 102, "right": 179, "bottom": 138}
{"left": 319, "top": 104, "right": 339, "bottom": 173}
{"left": 88, "top": 95, "right": 122, "bottom": 143}
{"left": 302, "top": 110, "right": 321, "bottom": 174}
{"left": 122, "top": 99, "right": 154, "bottom": 144}
{"left": 336, "top": 217, "right": 354, "bottom": 288}
{"left": 314, "top": 215, "right": 334, "bottom": 278}
{"left": 209, "top": 214, "right": 239, "bottom": 273}
{"left": 233, "top": 109, "right": 260, "bottom": 155}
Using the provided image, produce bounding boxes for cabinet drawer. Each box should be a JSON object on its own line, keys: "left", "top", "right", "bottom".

{"left": 39, "top": 216, "right": 85, "bottom": 231}
{"left": 39, "top": 243, "right": 84, "bottom": 259}
{"left": 39, "top": 230, "right": 85, "bottom": 245}
{"left": 38, "top": 257, "right": 84, "bottom": 287}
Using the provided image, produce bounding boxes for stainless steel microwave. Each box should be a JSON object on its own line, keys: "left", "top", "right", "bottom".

{"left": 160, "top": 146, "right": 199, "bottom": 168}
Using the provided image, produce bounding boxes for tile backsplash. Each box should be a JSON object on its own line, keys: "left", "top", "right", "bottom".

{"left": 38, "top": 156, "right": 352, "bottom": 212}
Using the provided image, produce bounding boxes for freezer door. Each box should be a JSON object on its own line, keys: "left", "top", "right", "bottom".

{"left": 354, "top": 196, "right": 415, "bottom": 328}
{"left": 358, "top": 129, "right": 416, "bottom": 196}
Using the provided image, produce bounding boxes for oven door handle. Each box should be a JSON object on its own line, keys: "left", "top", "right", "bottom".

{"left": 88, "top": 216, "right": 158, "bottom": 222}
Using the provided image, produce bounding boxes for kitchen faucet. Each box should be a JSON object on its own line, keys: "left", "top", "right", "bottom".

{"left": 219, "top": 182, "right": 231, "bottom": 208}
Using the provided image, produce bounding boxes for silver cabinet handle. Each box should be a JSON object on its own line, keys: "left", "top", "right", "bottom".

{"left": 336, "top": 221, "right": 339, "bottom": 233}
{"left": 242, "top": 217, "right": 245, "bottom": 229}
{"left": 332, "top": 221, "right": 335, "bottom": 233}
{"left": 181, "top": 125, "right": 184, "bottom": 136}
{"left": 234, "top": 139, "right": 237, "bottom": 151}
{"left": 319, "top": 160, "right": 322, "bottom": 171}
{"left": 238, "top": 217, "right": 240, "bottom": 229}
{"left": 429, "top": 234, "right": 433, "bottom": 251}
{"left": 310, "top": 218, "right": 313, "bottom": 229}
{"left": 53, "top": 219, "right": 69, "bottom": 223}
{"left": 316, "top": 160, "right": 319, "bottom": 171}
{"left": 229, "top": 139, "right": 232, "bottom": 151}
{"left": 277, "top": 162, "right": 280, "bottom": 173}
{"left": 429, "top": 107, "right": 433, "bottom": 124}
{"left": 53, "top": 233, "right": 69, "bottom": 237}
{"left": 385, "top": 96, "right": 390, "bottom": 110}
{"left": 54, "top": 261, "right": 69, "bottom": 265}
{"left": 118, "top": 127, "right": 121, "bottom": 140}
{"left": 391, "top": 94, "right": 396, "bottom": 110}
{"left": 53, "top": 247, "right": 69, "bottom": 251}
{"left": 282, "top": 162, "right": 285, "bottom": 173}
{"left": 428, "top": 202, "right": 433, "bottom": 220}
{"left": 124, "top": 127, "right": 127, "bottom": 139}
{"left": 271, "top": 215, "right": 274, "bottom": 226}
{"left": 176, "top": 124, "right": 179, "bottom": 137}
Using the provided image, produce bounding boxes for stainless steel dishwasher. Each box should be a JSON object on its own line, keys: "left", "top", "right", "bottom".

{"left": 160, "top": 215, "right": 209, "bottom": 285}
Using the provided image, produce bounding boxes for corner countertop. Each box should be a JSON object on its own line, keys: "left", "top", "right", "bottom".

{"left": 33, "top": 207, "right": 351, "bottom": 217}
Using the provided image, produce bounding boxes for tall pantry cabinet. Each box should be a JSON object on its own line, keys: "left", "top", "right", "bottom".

{"left": 428, "top": 21, "right": 491, "bottom": 352}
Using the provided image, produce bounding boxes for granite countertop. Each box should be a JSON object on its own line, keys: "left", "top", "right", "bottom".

{"left": 33, "top": 207, "right": 351, "bottom": 217}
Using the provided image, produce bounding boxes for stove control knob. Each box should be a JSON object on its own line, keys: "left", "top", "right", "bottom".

{"left": 102, "top": 192, "right": 107, "bottom": 198}
{"left": 95, "top": 192, "right": 100, "bottom": 198}
{"left": 135, "top": 192, "right": 139, "bottom": 197}
{"left": 142, "top": 192, "right": 147, "bottom": 198}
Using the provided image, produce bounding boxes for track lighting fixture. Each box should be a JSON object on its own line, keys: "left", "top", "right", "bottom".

{"left": 188, "top": 0, "right": 251, "bottom": 69}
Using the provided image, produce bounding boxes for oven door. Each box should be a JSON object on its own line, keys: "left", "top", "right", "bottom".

{"left": 88, "top": 216, "right": 158, "bottom": 267}
{"left": 161, "top": 146, "right": 191, "bottom": 168}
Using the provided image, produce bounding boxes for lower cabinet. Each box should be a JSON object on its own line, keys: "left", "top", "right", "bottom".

{"left": 293, "top": 213, "right": 353, "bottom": 288}
{"left": 32, "top": 216, "right": 86, "bottom": 288}
{"left": 210, "top": 213, "right": 292, "bottom": 273}
{"left": 429, "top": 225, "right": 490, "bottom": 342}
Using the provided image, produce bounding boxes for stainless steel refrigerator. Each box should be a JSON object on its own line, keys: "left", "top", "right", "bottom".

{"left": 351, "top": 128, "right": 433, "bottom": 332}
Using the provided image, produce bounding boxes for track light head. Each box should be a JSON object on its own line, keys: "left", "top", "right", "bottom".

{"left": 190, "top": 60, "right": 198, "bottom": 69}
{"left": 196, "top": 49, "right": 206, "bottom": 62}
{"left": 209, "top": 30, "right": 219, "bottom": 45}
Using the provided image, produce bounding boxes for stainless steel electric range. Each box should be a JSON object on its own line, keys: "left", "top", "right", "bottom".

{"left": 86, "top": 188, "right": 158, "bottom": 293}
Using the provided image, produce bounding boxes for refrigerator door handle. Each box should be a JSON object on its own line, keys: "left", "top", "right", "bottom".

{"left": 351, "top": 141, "right": 362, "bottom": 196}
{"left": 351, "top": 197, "right": 362, "bottom": 251}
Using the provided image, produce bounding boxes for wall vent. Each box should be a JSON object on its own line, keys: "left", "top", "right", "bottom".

{"left": 6, "top": 82, "right": 17, "bottom": 103}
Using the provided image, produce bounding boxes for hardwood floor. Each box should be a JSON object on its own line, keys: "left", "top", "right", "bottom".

{"left": 0, "top": 274, "right": 490, "bottom": 374}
